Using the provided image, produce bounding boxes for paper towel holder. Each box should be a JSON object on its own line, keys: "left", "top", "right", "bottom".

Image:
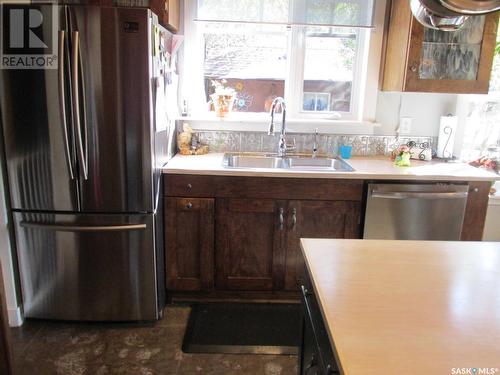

{"left": 436, "top": 113, "right": 458, "bottom": 161}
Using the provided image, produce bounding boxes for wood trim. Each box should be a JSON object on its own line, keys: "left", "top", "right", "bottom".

{"left": 0, "top": 262, "right": 13, "bottom": 375}
{"left": 382, "top": 0, "right": 413, "bottom": 91}
{"left": 164, "top": 175, "right": 364, "bottom": 201}
{"left": 166, "top": 0, "right": 180, "bottom": 32}
{"left": 404, "top": 12, "right": 499, "bottom": 94}
{"left": 461, "top": 181, "right": 491, "bottom": 241}
{"left": 169, "top": 290, "right": 300, "bottom": 304}
{"left": 344, "top": 201, "right": 362, "bottom": 239}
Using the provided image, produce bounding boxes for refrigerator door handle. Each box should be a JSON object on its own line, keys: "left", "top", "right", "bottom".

{"left": 20, "top": 221, "right": 147, "bottom": 232}
{"left": 58, "top": 30, "right": 74, "bottom": 180}
{"left": 79, "top": 36, "right": 89, "bottom": 181}
{"left": 71, "top": 30, "right": 88, "bottom": 180}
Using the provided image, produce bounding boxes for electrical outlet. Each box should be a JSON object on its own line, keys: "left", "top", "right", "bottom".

{"left": 399, "top": 117, "right": 412, "bottom": 134}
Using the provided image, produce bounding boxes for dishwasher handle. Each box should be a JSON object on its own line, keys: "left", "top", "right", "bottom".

{"left": 370, "top": 190, "right": 468, "bottom": 200}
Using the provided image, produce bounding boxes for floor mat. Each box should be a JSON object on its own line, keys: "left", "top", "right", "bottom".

{"left": 182, "top": 303, "right": 301, "bottom": 355}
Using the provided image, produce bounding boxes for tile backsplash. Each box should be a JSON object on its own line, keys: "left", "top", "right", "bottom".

{"left": 191, "top": 131, "right": 434, "bottom": 157}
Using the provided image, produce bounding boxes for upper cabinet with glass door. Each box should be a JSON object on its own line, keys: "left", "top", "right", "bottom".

{"left": 382, "top": 0, "right": 499, "bottom": 94}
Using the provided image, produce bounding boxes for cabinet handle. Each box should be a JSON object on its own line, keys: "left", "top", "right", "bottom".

{"left": 325, "top": 364, "right": 337, "bottom": 374}
{"left": 279, "top": 208, "right": 284, "bottom": 230}
{"left": 305, "top": 353, "right": 318, "bottom": 373}
{"left": 410, "top": 65, "right": 417, "bottom": 72}
{"left": 292, "top": 208, "right": 297, "bottom": 231}
{"left": 186, "top": 202, "right": 193, "bottom": 209}
{"left": 473, "top": 187, "right": 479, "bottom": 193}
{"left": 186, "top": 183, "right": 192, "bottom": 190}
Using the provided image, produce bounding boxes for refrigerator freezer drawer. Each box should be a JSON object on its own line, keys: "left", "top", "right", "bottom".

{"left": 13, "top": 212, "right": 159, "bottom": 321}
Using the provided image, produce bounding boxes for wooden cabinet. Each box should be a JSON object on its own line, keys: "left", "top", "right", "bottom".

{"left": 164, "top": 175, "right": 363, "bottom": 299}
{"left": 163, "top": 174, "right": 491, "bottom": 301}
{"left": 461, "top": 181, "right": 492, "bottom": 241}
{"left": 150, "top": 0, "right": 180, "bottom": 32}
{"left": 215, "top": 199, "right": 362, "bottom": 292}
{"left": 165, "top": 197, "right": 214, "bottom": 291}
{"left": 68, "top": 0, "right": 180, "bottom": 32}
{"left": 382, "top": 0, "right": 499, "bottom": 93}
{"left": 215, "top": 199, "right": 286, "bottom": 291}
{"left": 284, "top": 200, "right": 361, "bottom": 291}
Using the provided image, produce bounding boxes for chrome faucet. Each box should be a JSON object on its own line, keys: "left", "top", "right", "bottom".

{"left": 268, "top": 97, "right": 290, "bottom": 157}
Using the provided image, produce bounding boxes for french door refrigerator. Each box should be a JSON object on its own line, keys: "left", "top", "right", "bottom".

{"left": 0, "top": 6, "right": 172, "bottom": 321}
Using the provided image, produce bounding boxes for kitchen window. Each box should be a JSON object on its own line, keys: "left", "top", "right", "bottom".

{"left": 457, "top": 23, "right": 500, "bottom": 161}
{"left": 303, "top": 92, "right": 331, "bottom": 112}
{"left": 202, "top": 22, "right": 288, "bottom": 113}
{"left": 182, "top": 0, "right": 377, "bottom": 122}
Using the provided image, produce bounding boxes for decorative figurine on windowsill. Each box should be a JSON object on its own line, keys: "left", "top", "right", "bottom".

{"left": 177, "top": 123, "right": 209, "bottom": 155}
{"left": 391, "top": 144, "right": 412, "bottom": 167}
{"left": 210, "top": 79, "right": 236, "bottom": 118}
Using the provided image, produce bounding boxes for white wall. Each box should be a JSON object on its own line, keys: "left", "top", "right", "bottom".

{"left": 375, "top": 91, "right": 459, "bottom": 136}
{"left": 0, "top": 171, "right": 22, "bottom": 327}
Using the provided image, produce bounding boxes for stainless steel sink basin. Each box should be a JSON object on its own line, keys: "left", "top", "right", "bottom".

{"left": 222, "top": 153, "right": 354, "bottom": 172}
{"left": 287, "top": 156, "right": 354, "bottom": 171}
{"left": 222, "top": 154, "right": 287, "bottom": 169}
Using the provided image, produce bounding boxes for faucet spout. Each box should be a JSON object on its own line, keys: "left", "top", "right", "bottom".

{"left": 268, "top": 97, "right": 288, "bottom": 157}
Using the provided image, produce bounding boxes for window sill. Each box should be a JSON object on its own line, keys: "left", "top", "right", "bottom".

{"left": 177, "top": 114, "right": 381, "bottom": 135}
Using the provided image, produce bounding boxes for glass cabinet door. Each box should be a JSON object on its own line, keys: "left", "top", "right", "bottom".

{"left": 419, "top": 16, "right": 485, "bottom": 81}
{"left": 405, "top": 13, "right": 498, "bottom": 93}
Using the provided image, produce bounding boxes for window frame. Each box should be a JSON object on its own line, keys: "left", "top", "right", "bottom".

{"left": 303, "top": 91, "right": 332, "bottom": 112}
{"left": 180, "top": 0, "right": 384, "bottom": 125}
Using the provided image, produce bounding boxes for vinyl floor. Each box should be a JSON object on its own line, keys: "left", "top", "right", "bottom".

{"left": 10, "top": 305, "right": 299, "bottom": 375}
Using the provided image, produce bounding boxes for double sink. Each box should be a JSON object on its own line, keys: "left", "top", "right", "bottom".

{"left": 222, "top": 153, "right": 355, "bottom": 172}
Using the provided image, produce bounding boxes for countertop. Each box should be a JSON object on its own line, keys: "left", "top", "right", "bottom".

{"left": 301, "top": 239, "right": 500, "bottom": 375}
{"left": 163, "top": 153, "right": 499, "bottom": 181}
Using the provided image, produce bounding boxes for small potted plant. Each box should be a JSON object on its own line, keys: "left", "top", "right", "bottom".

{"left": 391, "top": 144, "right": 412, "bottom": 167}
{"left": 210, "top": 79, "right": 236, "bottom": 118}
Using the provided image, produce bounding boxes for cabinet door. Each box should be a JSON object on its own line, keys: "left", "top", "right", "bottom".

{"left": 300, "top": 314, "right": 322, "bottom": 375}
{"left": 165, "top": 198, "right": 214, "bottom": 291}
{"left": 405, "top": 12, "right": 498, "bottom": 93}
{"left": 215, "top": 199, "right": 286, "bottom": 291}
{"left": 285, "top": 200, "right": 361, "bottom": 291}
{"left": 150, "top": 0, "right": 180, "bottom": 32}
{"left": 382, "top": 0, "right": 498, "bottom": 94}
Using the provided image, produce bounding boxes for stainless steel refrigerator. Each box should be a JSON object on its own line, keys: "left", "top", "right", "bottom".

{"left": 0, "top": 6, "right": 173, "bottom": 321}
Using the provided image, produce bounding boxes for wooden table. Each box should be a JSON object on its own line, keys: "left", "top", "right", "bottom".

{"left": 301, "top": 239, "right": 500, "bottom": 375}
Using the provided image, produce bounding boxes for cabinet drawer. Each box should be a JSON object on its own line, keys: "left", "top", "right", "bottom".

{"left": 164, "top": 175, "right": 217, "bottom": 197}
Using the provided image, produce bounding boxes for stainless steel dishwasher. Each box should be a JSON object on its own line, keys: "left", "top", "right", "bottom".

{"left": 363, "top": 183, "right": 469, "bottom": 240}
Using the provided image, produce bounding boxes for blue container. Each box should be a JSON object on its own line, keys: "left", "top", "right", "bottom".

{"left": 339, "top": 145, "right": 352, "bottom": 159}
